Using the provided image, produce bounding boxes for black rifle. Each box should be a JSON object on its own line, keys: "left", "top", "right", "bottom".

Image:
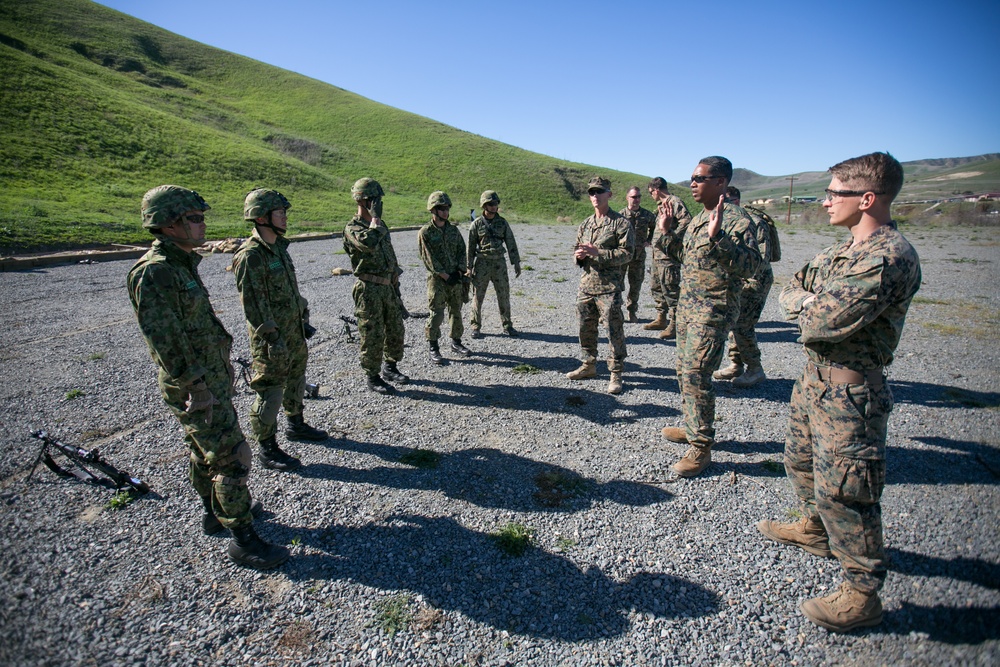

{"left": 233, "top": 356, "right": 253, "bottom": 389}
{"left": 28, "top": 430, "right": 151, "bottom": 494}
{"left": 338, "top": 314, "right": 357, "bottom": 341}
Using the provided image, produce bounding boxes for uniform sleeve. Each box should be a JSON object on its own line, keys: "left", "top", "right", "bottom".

{"left": 708, "top": 204, "right": 760, "bottom": 279}
{"left": 795, "top": 255, "right": 891, "bottom": 344}
{"left": 418, "top": 228, "right": 443, "bottom": 274}
{"left": 232, "top": 249, "right": 280, "bottom": 340}
{"left": 345, "top": 223, "right": 388, "bottom": 253}
{"left": 467, "top": 219, "right": 480, "bottom": 268}
{"left": 452, "top": 227, "right": 467, "bottom": 270}
{"left": 504, "top": 221, "right": 520, "bottom": 265}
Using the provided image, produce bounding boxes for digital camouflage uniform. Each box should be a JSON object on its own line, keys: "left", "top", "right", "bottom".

{"left": 664, "top": 203, "right": 760, "bottom": 448}
{"left": 343, "top": 215, "right": 405, "bottom": 378}
{"left": 779, "top": 223, "right": 921, "bottom": 594}
{"left": 726, "top": 208, "right": 775, "bottom": 368}
{"left": 649, "top": 195, "right": 692, "bottom": 320}
{"left": 419, "top": 220, "right": 467, "bottom": 342}
{"left": 618, "top": 205, "right": 657, "bottom": 316}
{"left": 468, "top": 213, "right": 520, "bottom": 330}
{"left": 128, "top": 239, "right": 253, "bottom": 529}
{"left": 574, "top": 210, "right": 635, "bottom": 372}
{"left": 232, "top": 229, "right": 310, "bottom": 441}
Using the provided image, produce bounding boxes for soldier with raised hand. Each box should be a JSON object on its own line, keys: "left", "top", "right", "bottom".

{"left": 232, "top": 189, "right": 328, "bottom": 474}
{"left": 645, "top": 177, "right": 692, "bottom": 339}
{"left": 713, "top": 185, "right": 775, "bottom": 387}
{"left": 343, "top": 178, "right": 408, "bottom": 394}
{"left": 618, "top": 186, "right": 657, "bottom": 323}
{"left": 757, "top": 152, "right": 921, "bottom": 633}
{"left": 127, "top": 185, "right": 288, "bottom": 570}
{"left": 567, "top": 176, "right": 635, "bottom": 395}
{"left": 419, "top": 191, "right": 471, "bottom": 364}
{"left": 660, "top": 157, "right": 761, "bottom": 477}
{"left": 467, "top": 190, "right": 521, "bottom": 337}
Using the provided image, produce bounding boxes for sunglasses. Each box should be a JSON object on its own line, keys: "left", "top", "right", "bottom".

{"left": 588, "top": 189, "right": 607, "bottom": 196}
{"left": 183, "top": 213, "right": 205, "bottom": 224}
{"left": 690, "top": 175, "right": 717, "bottom": 184}
{"left": 823, "top": 188, "right": 884, "bottom": 202}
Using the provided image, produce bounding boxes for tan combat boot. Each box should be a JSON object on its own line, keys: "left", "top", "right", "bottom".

{"left": 756, "top": 515, "right": 833, "bottom": 558}
{"left": 659, "top": 309, "right": 677, "bottom": 339}
{"left": 566, "top": 361, "right": 597, "bottom": 380}
{"left": 713, "top": 361, "right": 744, "bottom": 380}
{"left": 672, "top": 447, "right": 711, "bottom": 477}
{"left": 733, "top": 364, "right": 766, "bottom": 388}
{"left": 801, "top": 582, "right": 883, "bottom": 632}
{"left": 643, "top": 312, "right": 667, "bottom": 330}
{"left": 607, "top": 372, "right": 623, "bottom": 394}
{"left": 661, "top": 426, "right": 688, "bottom": 443}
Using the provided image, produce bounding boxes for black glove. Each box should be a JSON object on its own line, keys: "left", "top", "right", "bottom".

{"left": 446, "top": 271, "right": 462, "bottom": 286}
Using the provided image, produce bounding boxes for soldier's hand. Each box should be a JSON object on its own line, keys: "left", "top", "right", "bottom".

{"left": 267, "top": 339, "right": 289, "bottom": 367}
{"left": 708, "top": 195, "right": 725, "bottom": 240}
{"left": 513, "top": 262, "right": 521, "bottom": 278}
{"left": 657, "top": 199, "right": 675, "bottom": 234}
{"left": 186, "top": 380, "right": 219, "bottom": 425}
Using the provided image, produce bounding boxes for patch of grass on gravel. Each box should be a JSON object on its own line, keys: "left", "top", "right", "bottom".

{"left": 373, "top": 594, "right": 412, "bottom": 636}
{"left": 491, "top": 522, "right": 535, "bottom": 556}
{"left": 277, "top": 620, "right": 316, "bottom": 652}
{"left": 105, "top": 490, "right": 138, "bottom": 511}
{"left": 761, "top": 460, "right": 784, "bottom": 474}
{"left": 512, "top": 363, "right": 541, "bottom": 374}
{"left": 533, "top": 470, "right": 588, "bottom": 507}
{"left": 565, "top": 396, "right": 587, "bottom": 407}
{"left": 65, "top": 389, "right": 85, "bottom": 400}
{"left": 399, "top": 448, "right": 441, "bottom": 468}
{"left": 942, "top": 388, "right": 1000, "bottom": 409}
{"left": 912, "top": 296, "right": 950, "bottom": 305}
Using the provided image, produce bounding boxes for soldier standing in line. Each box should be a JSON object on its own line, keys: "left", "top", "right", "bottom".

{"left": 343, "top": 178, "right": 409, "bottom": 394}
{"left": 128, "top": 185, "right": 288, "bottom": 570}
{"left": 232, "top": 189, "right": 328, "bottom": 474}
{"left": 566, "top": 176, "right": 635, "bottom": 395}
{"left": 659, "top": 157, "right": 760, "bottom": 477}
{"left": 644, "top": 177, "right": 692, "bottom": 339}
{"left": 618, "top": 186, "right": 657, "bottom": 323}
{"left": 419, "top": 191, "right": 472, "bottom": 365}
{"left": 468, "top": 190, "right": 521, "bottom": 338}
{"left": 713, "top": 185, "right": 775, "bottom": 387}
{"left": 757, "top": 152, "right": 921, "bottom": 632}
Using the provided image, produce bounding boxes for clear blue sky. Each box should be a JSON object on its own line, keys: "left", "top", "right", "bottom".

{"left": 97, "top": 0, "right": 999, "bottom": 180}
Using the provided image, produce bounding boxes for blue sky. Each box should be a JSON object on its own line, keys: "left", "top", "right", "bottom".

{"left": 97, "top": 0, "right": 999, "bottom": 180}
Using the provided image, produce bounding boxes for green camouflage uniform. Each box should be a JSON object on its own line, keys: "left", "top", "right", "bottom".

{"left": 727, "top": 209, "right": 775, "bottom": 367}
{"left": 468, "top": 214, "right": 520, "bottom": 330}
{"left": 779, "top": 223, "right": 921, "bottom": 594}
{"left": 343, "top": 215, "right": 405, "bottom": 377}
{"left": 127, "top": 238, "right": 252, "bottom": 529}
{"left": 618, "top": 205, "right": 657, "bottom": 315}
{"left": 649, "top": 195, "right": 692, "bottom": 318}
{"left": 663, "top": 202, "right": 760, "bottom": 448}
{"left": 232, "top": 229, "right": 310, "bottom": 441}
{"left": 418, "top": 220, "right": 467, "bottom": 341}
{"left": 574, "top": 210, "right": 635, "bottom": 372}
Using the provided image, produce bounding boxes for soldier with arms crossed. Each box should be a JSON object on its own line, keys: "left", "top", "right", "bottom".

{"left": 618, "top": 186, "right": 657, "bottom": 323}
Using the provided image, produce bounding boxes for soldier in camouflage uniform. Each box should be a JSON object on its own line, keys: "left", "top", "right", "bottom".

{"left": 467, "top": 190, "right": 521, "bottom": 337}
{"left": 645, "top": 177, "right": 692, "bottom": 339}
{"left": 343, "top": 178, "right": 409, "bottom": 394}
{"left": 618, "top": 186, "right": 657, "bottom": 323}
{"left": 567, "top": 176, "right": 635, "bottom": 395}
{"left": 757, "top": 152, "right": 921, "bottom": 633}
{"left": 232, "top": 189, "right": 328, "bottom": 473}
{"left": 419, "top": 191, "right": 472, "bottom": 364}
{"left": 714, "top": 186, "right": 775, "bottom": 387}
{"left": 660, "top": 158, "right": 760, "bottom": 477}
{"left": 127, "top": 185, "right": 288, "bottom": 570}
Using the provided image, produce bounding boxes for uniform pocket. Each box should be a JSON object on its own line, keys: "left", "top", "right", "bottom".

{"left": 832, "top": 454, "right": 886, "bottom": 505}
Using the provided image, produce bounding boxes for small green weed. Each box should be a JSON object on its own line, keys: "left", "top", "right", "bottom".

{"left": 512, "top": 363, "right": 541, "bottom": 375}
{"left": 65, "top": 389, "right": 85, "bottom": 400}
{"left": 291, "top": 535, "right": 302, "bottom": 547}
{"left": 399, "top": 448, "right": 441, "bottom": 468}
{"left": 943, "top": 257, "right": 986, "bottom": 264}
{"left": 105, "top": 490, "right": 137, "bottom": 511}
{"left": 491, "top": 522, "right": 535, "bottom": 556}
{"left": 87, "top": 352, "right": 106, "bottom": 361}
{"left": 565, "top": 395, "right": 586, "bottom": 407}
{"left": 373, "top": 594, "right": 412, "bottom": 636}
{"left": 552, "top": 277, "right": 567, "bottom": 283}
{"left": 761, "top": 460, "right": 783, "bottom": 473}
{"left": 785, "top": 508, "right": 803, "bottom": 520}
{"left": 556, "top": 536, "right": 577, "bottom": 552}
{"left": 911, "top": 296, "right": 949, "bottom": 305}
{"left": 522, "top": 265, "right": 534, "bottom": 271}
{"left": 923, "top": 322, "right": 963, "bottom": 336}
{"left": 577, "top": 612, "right": 594, "bottom": 625}
{"left": 533, "top": 470, "right": 588, "bottom": 507}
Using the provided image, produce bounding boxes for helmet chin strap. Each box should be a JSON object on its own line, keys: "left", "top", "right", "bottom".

{"left": 256, "top": 212, "right": 286, "bottom": 236}
{"left": 176, "top": 218, "right": 205, "bottom": 246}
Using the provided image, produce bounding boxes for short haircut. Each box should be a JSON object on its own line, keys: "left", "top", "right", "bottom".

{"left": 726, "top": 186, "right": 741, "bottom": 200}
{"left": 829, "top": 152, "right": 904, "bottom": 202}
{"left": 647, "top": 177, "right": 669, "bottom": 192}
{"left": 699, "top": 156, "right": 733, "bottom": 182}
{"left": 627, "top": 185, "right": 641, "bottom": 195}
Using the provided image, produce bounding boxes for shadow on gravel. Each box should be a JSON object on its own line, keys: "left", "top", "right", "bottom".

{"left": 890, "top": 381, "right": 1000, "bottom": 410}
{"left": 298, "top": 441, "right": 672, "bottom": 512}
{"left": 285, "top": 514, "right": 719, "bottom": 640}
{"left": 881, "top": 602, "right": 999, "bottom": 644}
{"left": 887, "top": 546, "right": 1000, "bottom": 590}
{"left": 890, "top": 436, "right": 1000, "bottom": 485}
{"left": 754, "top": 321, "right": 801, "bottom": 344}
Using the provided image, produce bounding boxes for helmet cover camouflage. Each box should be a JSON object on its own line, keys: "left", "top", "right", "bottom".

{"left": 480, "top": 190, "right": 501, "bottom": 207}
{"left": 351, "top": 177, "right": 385, "bottom": 202}
{"left": 427, "top": 191, "right": 452, "bottom": 211}
{"left": 141, "top": 185, "right": 210, "bottom": 230}
{"left": 244, "top": 188, "right": 291, "bottom": 221}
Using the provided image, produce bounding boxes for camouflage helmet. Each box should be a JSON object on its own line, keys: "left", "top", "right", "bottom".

{"left": 141, "top": 185, "right": 210, "bottom": 230}
{"left": 351, "top": 177, "right": 385, "bottom": 202}
{"left": 244, "top": 188, "right": 291, "bottom": 221}
{"left": 480, "top": 190, "right": 501, "bottom": 207}
{"left": 427, "top": 191, "right": 452, "bottom": 211}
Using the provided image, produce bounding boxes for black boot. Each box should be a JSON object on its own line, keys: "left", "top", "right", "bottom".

{"left": 285, "top": 414, "right": 328, "bottom": 442}
{"left": 257, "top": 435, "right": 302, "bottom": 471}
{"left": 429, "top": 340, "right": 445, "bottom": 365}
{"left": 381, "top": 362, "right": 409, "bottom": 384}
{"left": 202, "top": 496, "right": 264, "bottom": 536}
{"left": 367, "top": 374, "right": 395, "bottom": 394}
{"left": 450, "top": 338, "right": 471, "bottom": 357}
{"left": 227, "top": 524, "right": 290, "bottom": 570}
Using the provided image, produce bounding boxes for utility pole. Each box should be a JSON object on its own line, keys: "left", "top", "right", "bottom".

{"left": 785, "top": 177, "right": 798, "bottom": 225}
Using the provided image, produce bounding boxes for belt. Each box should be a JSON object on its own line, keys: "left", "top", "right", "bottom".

{"left": 357, "top": 273, "right": 392, "bottom": 286}
{"left": 809, "top": 362, "right": 884, "bottom": 387}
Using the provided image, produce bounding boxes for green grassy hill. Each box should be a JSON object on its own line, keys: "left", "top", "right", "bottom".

{"left": 0, "top": 0, "right": 683, "bottom": 253}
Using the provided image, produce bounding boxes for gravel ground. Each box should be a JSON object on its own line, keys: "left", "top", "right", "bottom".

{"left": 0, "top": 222, "right": 997, "bottom": 667}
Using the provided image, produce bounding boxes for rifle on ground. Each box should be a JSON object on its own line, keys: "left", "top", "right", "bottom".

{"left": 28, "top": 430, "right": 151, "bottom": 494}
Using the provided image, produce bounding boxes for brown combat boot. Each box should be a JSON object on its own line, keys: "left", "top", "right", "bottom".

{"left": 643, "top": 312, "right": 667, "bottom": 330}
{"left": 661, "top": 426, "right": 688, "bottom": 443}
{"left": 733, "top": 364, "right": 766, "bottom": 388}
{"left": 801, "top": 582, "right": 883, "bottom": 632}
{"left": 714, "top": 361, "right": 745, "bottom": 380}
{"left": 672, "top": 447, "right": 711, "bottom": 477}
{"left": 659, "top": 320, "right": 676, "bottom": 339}
{"left": 566, "top": 361, "right": 597, "bottom": 380}
{"left": 756, "top": 516, "right": 833, "bottom": 558}
{"left": 607, "top": 372, "right": 623, "bottom": 394}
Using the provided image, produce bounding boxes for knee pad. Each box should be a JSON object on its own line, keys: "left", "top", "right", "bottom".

{"left": 251, "top": 386, "right": 283, "bottom": 425}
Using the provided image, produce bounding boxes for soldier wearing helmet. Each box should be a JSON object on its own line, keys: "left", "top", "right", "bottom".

{"left": 343, "top": 178, "right": 409, "bottom": 394}
{"left": 232, "top": 188, "right": 328, "bottom": 473}
{"left": 127, "top": 185, "right": 289, "bottom": 570}
{"left": 419, "top": 191, "right": 472, "bottom": 364}
{"left": 467, "top": 190, "right": 521, "bottom": 337}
